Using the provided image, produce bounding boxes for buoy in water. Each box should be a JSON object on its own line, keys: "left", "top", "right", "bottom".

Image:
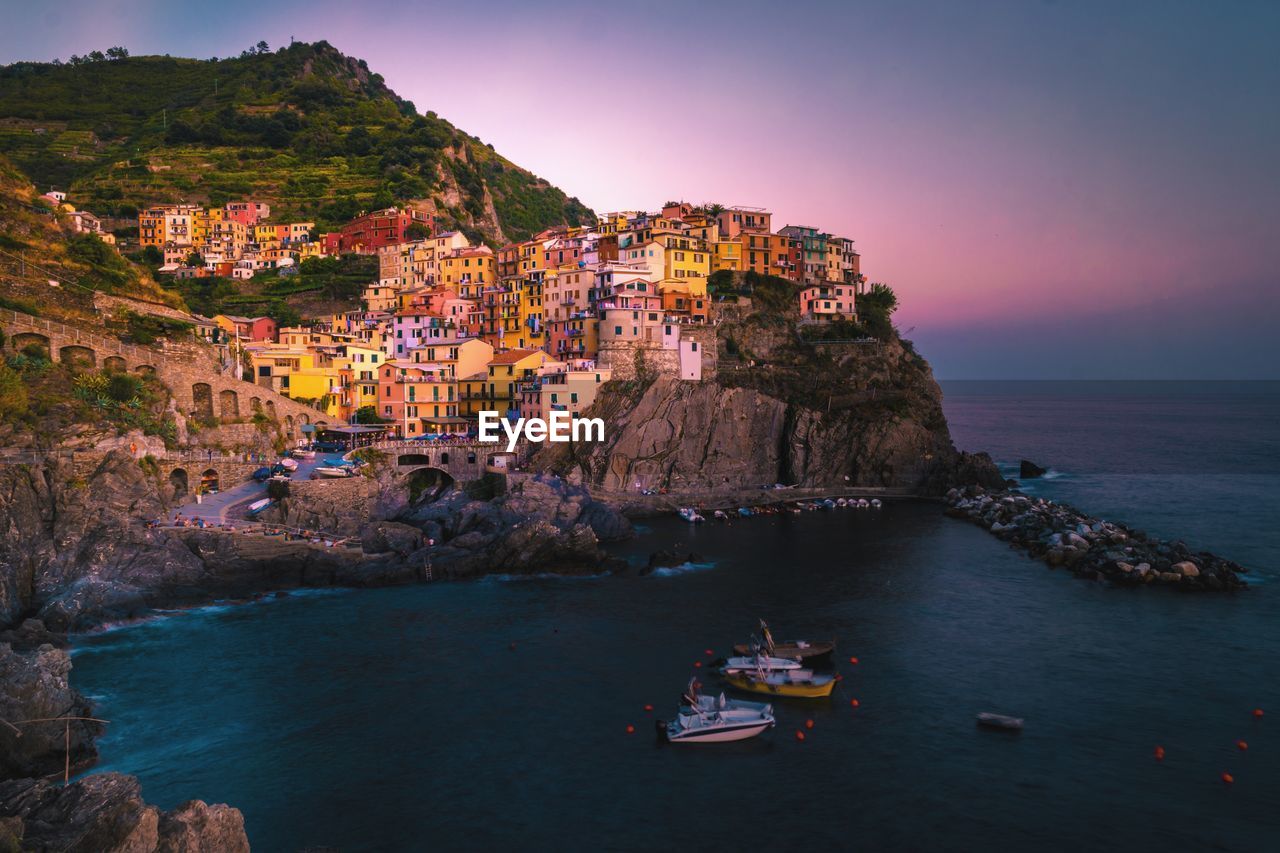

{"left": 795, "top": 730, "right": 806, "bottom": 742}
{"left": 1253, "top": 708, "right": 1265, "bottom": 718}
{"left": 849, "top": 656, "right": 859, "bottom": 665}
{"left": 626, "top": 724, "right": 635, "bottom": 734}
{"left": 1236, "top": 740, "right": 1248, "bottom": 751}
{"left": 850, "top": 698, "right": 860, "bottom": 708}
{"left": 1221, "top": 772, "right": 1234, "bottom": 784}
{"left": 704, "top": 649, "right": 714, "bottom": 656}
{"left": 805, "top": 719, "right": 814, "bottom": 730}
{"left": 694, "top": 661, "right": 702, "bottom": 668}
{"left": 1154, "top": 746, "right": 1165, "bottom": 761}
{"left": 509, "top": 642, "right": 516, "bottom": 651}
{"left": 643, "top": 704, "right": 654, "bottom": 712}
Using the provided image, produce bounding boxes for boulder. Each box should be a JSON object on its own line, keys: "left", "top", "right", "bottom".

{"left": 0, "top": 643, "right": 100, "bottom": 779}
{"left": 1158, "top": 572, "right": 1182, "bottom": 584}
{"left": 1019, "top": 459, "right": 1047, "bottom": 479}
{"left": 1172, "top": 560, "right": 1201, "bottom": 578}
{"left": 0, "top": 773, "right": 248, "bottom": 853}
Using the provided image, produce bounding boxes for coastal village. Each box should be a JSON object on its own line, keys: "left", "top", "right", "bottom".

{"left": 113, "top": 196, "right": 866, "bottom": 438}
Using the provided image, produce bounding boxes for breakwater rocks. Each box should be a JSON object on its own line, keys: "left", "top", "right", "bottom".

{"left": 944, "top": 486, "right": 1247, "bottom": 590}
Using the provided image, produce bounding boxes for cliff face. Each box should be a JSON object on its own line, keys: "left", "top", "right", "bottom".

{"left": 539, "top": 330, "right": 1002, "bottom": 495}
{"left": 0, "top": 452, "right": 208, "bottom": 631}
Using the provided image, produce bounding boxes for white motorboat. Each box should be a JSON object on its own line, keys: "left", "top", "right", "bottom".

{"left": 290, "top": 449, "right": 316, "bottom": 459}
{"left": 661, "top": 683, "right": 775, "bottom": 743}
{"left": 720, "top": 654, "right": 803, "bottom": 674}
{"left": 678, "top": 507, "right": 705, "bottom": 523}
{"left": 313, "top": 466, "right": 355, "bottom": 479}
{"left": 246, "top": 497, "right": 272, "bottom": 516}
{"left": 278, "top": 457, "right": 299, "bottom": 471}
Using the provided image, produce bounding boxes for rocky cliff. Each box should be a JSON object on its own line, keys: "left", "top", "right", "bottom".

{"left": 538, "top": 324, "right": 1002, "bottom": 495}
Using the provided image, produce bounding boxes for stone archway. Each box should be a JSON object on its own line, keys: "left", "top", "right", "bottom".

{"left": 169, "top": 468, "right": 189, "bottom": 501}
{"left": 398, "top": 453, "right": 433, "bottom": 467}
{"left": 134, "top": 364, "right": 156, "bottom": 376}
{"left": 59, "top": 344, "right": 96, "bottom": 368}
{"left": 300, "top": 414, "right": 310, "bottom": 425}
{"left": 200, "top": 468, "right": 220, "bottom": 493}
{"left": 250, "top": 397, "right": 263, "bottom": 413}
{"left": 219, "top": 389, "right": 239, "bottom": 420}
{"left": 265, "top": 400, "right": 277, "bottom": 422}
{"left": 284, "top": 415, "right": 295, "bottom": 438}
{"left": 103, "top": 355, "right": 127, "bottom": 373}
{"left": 406, "top": 467, "right": 454, "bottom": 504}
{"left": 192, "top": 383, "right": 215, "bottom": 422}
{"left": 11, "top": 332, "right": 50, "bottom": 358}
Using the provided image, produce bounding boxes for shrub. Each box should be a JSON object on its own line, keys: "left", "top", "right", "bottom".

{"left": 106, "top": 372, "right": 143, "bottom": 402}
{"left": 0, "top": 362, "right": 29, "bottom": 418}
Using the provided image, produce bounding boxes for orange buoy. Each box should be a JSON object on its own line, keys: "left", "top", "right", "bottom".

{"left": 805, "top": 719, "right": 815, "bottom": 730}
{"left": 850, "top": 698, "right": 860, "bottom": 708}
{"left": 1221, "top": 772, "right": 1234, "bottom": 784}
{"left": 694, "top": 661, "right": 702, "bottom": 668}
{"left": 1236, "top": 740, "right": 1249, "bottom": 751}
{"left": 849, "top": 656, "right": 859, "bottom": 665}
{"left": 626, "top": 724, "right": 635, "bottom": 734}
{"left": 643, "top": 704, "right": 654, "bottom": 712}
{"left": 1253, "top": 708, "right": 1265, "bottom": 718}
{"left": 1154, "top": 746, "right": 1165, "bottom": 761}
{"left": 795, "top": 730, "right": 806, "bottom": 742}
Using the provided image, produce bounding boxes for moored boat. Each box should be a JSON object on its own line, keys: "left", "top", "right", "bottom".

{"left": 976, "top": 712, "right": 1023, "bottom": 731}
{"left": 731, "top": 620, "right": 836, "bottom": 665}
{"left": 678, "top": 507, "right": 705, "bottom": 523}
{"left": 723, "top": 668, "right": 837, "bottom": 699}
{"left": 660, "top": 682, "right": 775, "bottom": 743}
{"left": 313, "top": 466, "right": 355, "bottom": 479}
{"left": 720, "top": 654, "right": 803, "bottom": 674}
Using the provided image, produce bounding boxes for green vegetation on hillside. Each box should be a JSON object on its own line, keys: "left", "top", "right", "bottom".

{"left": 166, "top": 253, "right": 377, "bottom": 322}
{"left": 0, "top": 41, "right": 593, "bottom": 242}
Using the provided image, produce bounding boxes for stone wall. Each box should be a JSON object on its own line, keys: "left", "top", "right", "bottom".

{"left": 597, "top": 342, "right": 679, "bottom": 380}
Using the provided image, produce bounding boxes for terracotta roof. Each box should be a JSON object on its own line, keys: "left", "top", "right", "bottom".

{"left": 489, "top": 348, "right": 543, "bottom": 364}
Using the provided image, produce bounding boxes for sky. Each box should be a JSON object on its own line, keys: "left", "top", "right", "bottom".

{"left": 2, "top": 0, "right": 1278, "bottom": 378}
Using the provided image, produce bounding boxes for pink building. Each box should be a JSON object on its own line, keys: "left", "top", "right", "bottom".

{"left": 798, "top": 284, "right": 856, "bottom": 322}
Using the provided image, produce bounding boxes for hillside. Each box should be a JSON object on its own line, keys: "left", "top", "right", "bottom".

{"left": 0, "top": 41, "right": 593, "bottom": 244}
{"left": 0, "top": 154, "right": 180, "bottom": 320}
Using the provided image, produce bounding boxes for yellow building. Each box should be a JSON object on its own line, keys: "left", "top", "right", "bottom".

{"left": 516, "top": 272, "right": 546, "bottom": 351}
{"left": 438, "top": 247, "right": 496, "bottom": 290}
{"left": 483, "top": 348, "right": 551, "bottom": 417}
{"left": 711, "top": 239, "right": 743, "bottom": 274}
{"left": 246, "top": 346, "right": 342, "bottom": 414}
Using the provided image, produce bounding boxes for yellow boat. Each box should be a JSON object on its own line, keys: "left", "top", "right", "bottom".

{"left": 723, "top": 669, "right": 837, "bottom": 699}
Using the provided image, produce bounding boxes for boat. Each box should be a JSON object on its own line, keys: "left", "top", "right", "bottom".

{"left": 290, "top": 448, "right": 315, "bottom": 459}
{"left": 278, "top": 457, "right": 299, "bottom": 471}
{"left": 977, "top": 712, "right": 1023, "bottom": 731}
{"left": 713, "top": 510, "right": 729, "bottom": 521}
{"left": 251, "top": 466, "right": 272, "bottom": 483}
{"left": 313, "top": 466, "right": 355, "bottom": 479}
{"left": 836, "top": 498, "right": 848, "bottom": 507}
{"left": 659, "top": 682, "right": 775, "bottom": 743}
{"left": 731, "top": 620, "right": 836, "bottom": 665}
{"left": 820, "top": 498, "right": 836, "bottom": 510}
{"left": 737, "top": 507, "right": 753, "bottom": 518}
{"left": 246, "top": 497, "right": 272, "bottom": 516}
{"left": 678, "top": 507, "right": 705, "bottom": 523}
{"left": 722, "top": 667, "right": 838, "bottom": 699}
{"left": 870, "top": 499, "right": 882, "bottom": 508}
{"left": 720, "top": 654, "right": 803, "bottom": 674}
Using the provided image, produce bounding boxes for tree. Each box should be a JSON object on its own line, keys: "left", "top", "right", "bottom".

{"left": 184, "top": 251, "right": 205, "bottom": 268}
{"left": 702, "top": 202, "right": 726, "bottom": 219}
{"left": 140, "top": 245, "right": 163, "bottom": 266}
{"left": 256, "top": 40, "right": 270, "bottom": 55}
{"left": 405, "top": 222, "right": 430, "bottom": 241}
{"left": 88, "top": 50, "right": 106, "bottom": 62}
{"left": 105, "top": 46, "right": 129, "bottom": 60}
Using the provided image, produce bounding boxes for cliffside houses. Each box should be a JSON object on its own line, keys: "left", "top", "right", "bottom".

{"left": 138, "top": 199, "right": 866, "bottom": 437}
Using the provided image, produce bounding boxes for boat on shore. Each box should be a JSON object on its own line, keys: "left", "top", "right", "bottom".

{"left": 678, "top": 507, "right": 705, "bottom": 523}
{"left": 313, "top": 466, "right": 356, "bottom": 479}
{"left": 723, "top": 668, "right": 837, "bottom": 699}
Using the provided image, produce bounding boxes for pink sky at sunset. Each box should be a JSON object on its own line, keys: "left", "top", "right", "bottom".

{"left": 3, "top": 0, "right": 1277, "bottom": 376}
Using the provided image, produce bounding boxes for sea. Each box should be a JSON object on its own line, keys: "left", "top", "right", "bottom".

{"left": 69, "top": 381, "right": 1280, "bottom": 851}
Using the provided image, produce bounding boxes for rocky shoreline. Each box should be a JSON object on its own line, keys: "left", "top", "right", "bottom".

{"left": 944, "top": 485, "right": 1248, "bottom": 590}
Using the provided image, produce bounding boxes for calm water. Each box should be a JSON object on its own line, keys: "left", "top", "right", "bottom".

{"left": 71, "top": 382, "right": 1280, "bottom": 851}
